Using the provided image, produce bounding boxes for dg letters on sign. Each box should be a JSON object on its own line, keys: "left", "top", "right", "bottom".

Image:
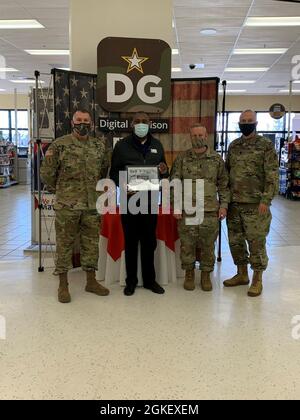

{"left": 97, "top": 37, "right": 171, "bottom": 113}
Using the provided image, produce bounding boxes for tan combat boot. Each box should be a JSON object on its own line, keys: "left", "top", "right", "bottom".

{"left": 85, "top": 271, "right": 110, "bottom": 296}
{"left": 184, "top": 269, "right": 195, "bottom": 291}
{"left": 248, "top": 271, "right": 263, "bottom": 297}
{"left": 58, "top": 273, "right": 71, "bottom": 303}
{"left": 223, "top": 265, "right": 250, "bottom": 287}
{"left": 201, "top": 271, "right": 212, "bottom": 292}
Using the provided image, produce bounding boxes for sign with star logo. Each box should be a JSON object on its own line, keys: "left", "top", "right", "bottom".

{"left": 121, "top": 48, "right": 149, "bottom": 74}
{"left": 97, "top": 37, "right": 171, "bottom": 113}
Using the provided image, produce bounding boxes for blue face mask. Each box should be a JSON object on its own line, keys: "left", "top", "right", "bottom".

{"left": 134, "top": 123, "right": 149, "bottom": 139}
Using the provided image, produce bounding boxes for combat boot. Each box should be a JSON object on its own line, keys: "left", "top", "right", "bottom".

{"left": 223, "top": 265, "right": 250, "bottom": 287}
{"left": 85, "top": 271, "right": 110, "bottom": 296}
{"left": 201, "top": 271, "right": 213, "bottom": 292}
{"left": 184, "top": 269, "right": 195, "bottom": 291}
{"left": 248, "top": 271, "right": 263, "bottom": 297}
{"left": 58, "top": 273, "right": 71, "bottom": 303}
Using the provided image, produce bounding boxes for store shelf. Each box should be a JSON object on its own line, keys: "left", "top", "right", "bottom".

{"left": 0, "top": 141, "right": 18, "bottom": 188}
{"left": 280, "top": 140, "right": 300, "bottom": 199}
{"left": 0, "top": 181, "right": 18, "bottom": 189}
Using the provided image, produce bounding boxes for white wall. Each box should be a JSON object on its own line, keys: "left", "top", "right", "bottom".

{"left": 225, "top": 95, "right": 300, "bottom": 112}
{"left": 70, "top": 0, "right": 173, "bottom": 73}
{"left": 0, "top": 93, "right": 29, "bottom": 109}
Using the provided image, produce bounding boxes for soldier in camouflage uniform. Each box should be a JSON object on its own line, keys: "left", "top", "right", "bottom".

{"left": 40, "top": 109, "right": 110, "bottom": 303}
{"left": 224, "top": 110, "right": 279, "bottom": 297}
{"left": 170, "top": 124, "right": 230, "bottom": 292}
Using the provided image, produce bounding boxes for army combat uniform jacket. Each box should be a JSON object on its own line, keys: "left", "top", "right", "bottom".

{"left": 170, "top": 147, "right": 230, "bottom": 212}
{"left": 40, "top": 134, "right": 109, "bottom": 210}
{"left": 226, "top": 134, "right": 278, "bottom": 206}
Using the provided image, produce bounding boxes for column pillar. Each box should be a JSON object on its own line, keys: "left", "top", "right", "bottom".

{"left": 70, "top": 0, "right": 173, "bottom": 74}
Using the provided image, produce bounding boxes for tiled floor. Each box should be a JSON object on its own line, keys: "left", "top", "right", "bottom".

{"left": 0, "top": 185, "right": 300, "bottom": 261}
{"left": 0, "top": 185, "right": 300, "bottom": 400}
{"left": 0, "top": 185, "right": 32, "bottom": 260}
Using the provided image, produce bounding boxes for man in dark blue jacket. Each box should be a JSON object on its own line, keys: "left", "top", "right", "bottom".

{"left": 110, "top": 112, "right": 169, "bottom": 296}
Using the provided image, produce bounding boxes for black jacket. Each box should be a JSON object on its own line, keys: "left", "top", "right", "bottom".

{"left": 109, "top": 133, "right": 169, "bottom": 187}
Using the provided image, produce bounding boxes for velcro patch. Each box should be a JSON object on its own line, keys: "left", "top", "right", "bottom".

{"left": 45, "top": 149, "right": 54, "bottom": 157}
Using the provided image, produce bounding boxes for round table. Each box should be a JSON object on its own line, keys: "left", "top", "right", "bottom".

{"left": 97, "top": 208, "right": 184, "bottom": 286}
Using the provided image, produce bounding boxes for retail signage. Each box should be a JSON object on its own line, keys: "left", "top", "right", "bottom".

{"left": 33, "top": 193, "right": 56, "bottom": 244}
{"left": 97, "top": 37, "right": 171, "bottom": 113}
{"left": 98, "top": 117, "right": 170, "bottom": 133}
{"left": 269, "top": 103, "right": 286, "bottom": 120}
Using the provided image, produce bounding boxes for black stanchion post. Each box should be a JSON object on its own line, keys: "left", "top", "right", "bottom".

{"left": 217, "top": 80, "right": 227, "bottom": 263}
{"left": 34, "top": 70, "right": 44, "bottom": 273}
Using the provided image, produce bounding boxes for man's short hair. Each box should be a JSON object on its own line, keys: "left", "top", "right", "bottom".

{"left": 240, "top": 109, "right": 257, "bottom": 121}
{"left": 190, "top": 123, "right": 207, "bottom": 131}
{"left": 73, "top": 109, "right": 93, "bottom": 120}
{"left": 133, "top": 111, "right": 149, "bottom": 118}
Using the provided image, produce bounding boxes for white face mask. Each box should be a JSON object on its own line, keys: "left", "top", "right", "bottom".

{"left": 134, "top": 123, "right": 149, "bottom": 138}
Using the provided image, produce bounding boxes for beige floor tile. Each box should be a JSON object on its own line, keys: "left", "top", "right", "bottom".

{"left": 0, "top": 186, "right": 300, "bottom": 399}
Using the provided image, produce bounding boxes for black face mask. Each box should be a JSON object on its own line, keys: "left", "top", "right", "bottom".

{"left": 239, "top": 123, "right": 256, "bottom": 137}
{"left": 73, "top": 123, "right": 91, "bottom": 137}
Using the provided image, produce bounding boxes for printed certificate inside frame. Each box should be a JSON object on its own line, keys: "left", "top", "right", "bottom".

{"left": 126, "top": 165, "right": 160, "bottom": 191}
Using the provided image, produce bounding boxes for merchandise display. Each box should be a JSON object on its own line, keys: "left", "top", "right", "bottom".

{"left": 279, "top": 137, "right": 300, "bottom": 199}
{"left": 0, "top": 140, "right": 18, "bottom": 188}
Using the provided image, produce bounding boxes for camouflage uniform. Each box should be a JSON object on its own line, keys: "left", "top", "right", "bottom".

{"left": 226, "top": 134, "right": 278, "bottom": 271}
{"left": 170, "top": 148, "right": 230, "bottom": 272}
{"left": 40, "top": 134, "right": 109, "bottom": 275}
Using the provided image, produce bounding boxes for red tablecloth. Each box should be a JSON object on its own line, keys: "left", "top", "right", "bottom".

{"left": 101, "top": 208, "right": 179, "bottom": 261}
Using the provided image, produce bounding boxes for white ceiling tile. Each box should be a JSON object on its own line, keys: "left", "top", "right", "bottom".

{"left": 1, "top": 0, "right": 300, "bottom": 94}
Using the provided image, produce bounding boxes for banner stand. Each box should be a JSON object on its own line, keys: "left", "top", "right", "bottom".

{"left": 217, "top": 80, "right": 227, "bottom": 263}
{"left": 34, "top": 71, "right": 44, "bottom": 272}
{"left": 25, "top": 71, "right": 56, "bottom": 272}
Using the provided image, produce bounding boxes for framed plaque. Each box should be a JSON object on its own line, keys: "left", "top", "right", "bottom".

{"left": 126, "top": 165, "right": 160, "bottom": 191}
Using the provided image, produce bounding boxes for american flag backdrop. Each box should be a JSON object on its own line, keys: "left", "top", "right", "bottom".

{"left": 53, "top": 69, "right": 98, "bottom": 138}
{"left": 150, "top": 78, "right": 219, "bottom": 168}
{"left": 53, "top": 69, "right": 219, "bottom": 169}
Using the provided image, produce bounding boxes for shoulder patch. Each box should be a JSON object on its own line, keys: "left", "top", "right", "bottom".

{"left": 45, "top": 149, "right": 54, "bottom": 157}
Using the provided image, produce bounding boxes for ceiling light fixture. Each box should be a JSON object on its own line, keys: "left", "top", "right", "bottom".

{"left": 25, "top": 50, "right": 70, "bottom": 55}
{"left": 226, "top": 80, "right": 256, "bottom": 84}
{"left": 172, "top": 68, "right": 182, "bottom": 72}
{"left": 225, "top": 67, "right": 269, "bottom": 72}
{"left": 0, "top": 68, "right": 19, "bottom": 72}
{"left": 0, "top": 19, "right": 44, "bottom": 29}
{"left": 245, "top": 17, "right": 300, "bottom": 27}
{"left": 233, "top": 48, "right": 288, "bottom": 55}
{"left": 200, "top": 28, "right": 217, "bottom": 35}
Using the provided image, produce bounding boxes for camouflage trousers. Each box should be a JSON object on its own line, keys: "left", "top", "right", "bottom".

{"left": 227, "top": 203, "right": 272, "bottom": 271}
{"left": 178, "top": 212, "right": 219, "bottom": 272}
{"left": 54, "top": 208, "right": 100, "bottom": 275}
